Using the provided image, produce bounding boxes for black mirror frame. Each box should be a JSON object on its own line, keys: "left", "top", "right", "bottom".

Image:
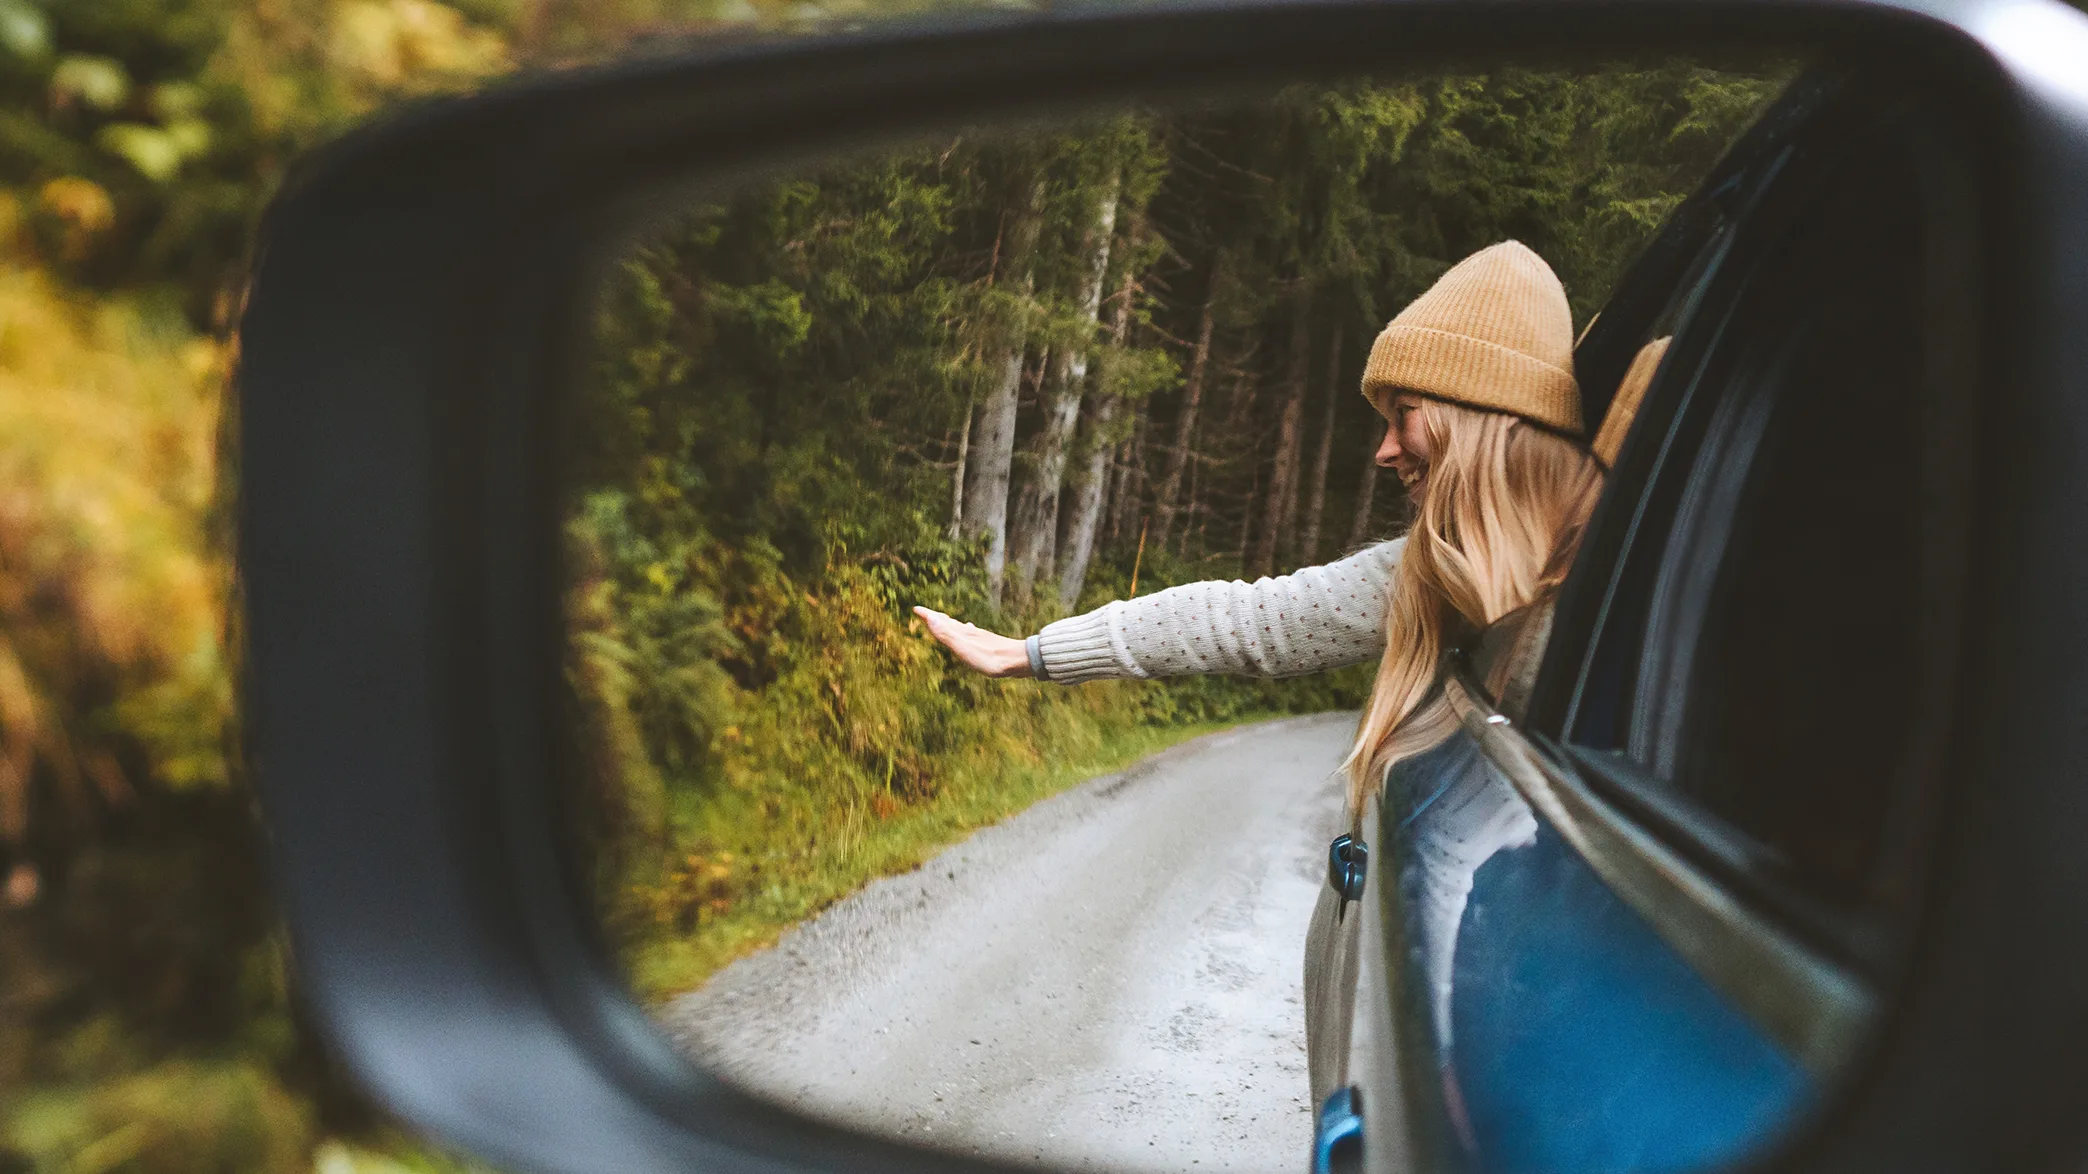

{"left": 237, "top": 1, "right": 2088, "bottom": 1170}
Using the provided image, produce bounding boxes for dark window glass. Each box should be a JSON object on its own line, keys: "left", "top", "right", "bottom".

{"left": 1674, "top": 179, "right": 1921, "bottom": 909}
{"left": 1568, "top": 120, "right": 1950, "bottom": 920}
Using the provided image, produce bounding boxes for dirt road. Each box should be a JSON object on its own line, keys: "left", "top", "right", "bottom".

{"left": 657, "top": 712, "right": 1358, "bottom": 1172}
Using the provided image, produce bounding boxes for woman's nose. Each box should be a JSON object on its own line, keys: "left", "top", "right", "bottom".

{"left": 1375, "top": 425, "right": 1402, "bottom": 467}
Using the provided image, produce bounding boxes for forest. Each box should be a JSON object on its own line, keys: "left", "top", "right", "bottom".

{"left": 0, "top": 0, "right": 1786, "bottom": 1166}
{"left": 568, "top": 65, "right": 1793, "bottom": 1000}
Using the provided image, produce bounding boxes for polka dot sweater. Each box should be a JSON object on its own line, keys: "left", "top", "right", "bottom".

{"left": 1033, "top": 538, "right": 1405, "bottom": 684}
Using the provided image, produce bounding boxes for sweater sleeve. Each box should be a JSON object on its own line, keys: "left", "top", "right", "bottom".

{"left": 1033, "top": 538, "right": 1403, "bottom": 684}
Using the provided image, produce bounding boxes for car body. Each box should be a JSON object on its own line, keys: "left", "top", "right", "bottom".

{"left": 1315, "top": 65, "right": 1982, "bottom": 1174}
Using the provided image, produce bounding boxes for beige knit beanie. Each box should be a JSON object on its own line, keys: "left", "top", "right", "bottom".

{"left": 1592, "top": 335, "right": 1671, "bottom": 467}
{"left": 1361, "top": 240, "right": 1581, "bottom": 433}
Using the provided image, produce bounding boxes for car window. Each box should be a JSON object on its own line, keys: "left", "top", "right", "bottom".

{"left": 1558, "top": 104, "right": 1966, "bottom": 934}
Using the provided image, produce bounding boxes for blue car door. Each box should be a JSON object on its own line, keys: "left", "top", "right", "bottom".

{"left": 1349, "top": 70, "right": 1977, "bottom": 1174}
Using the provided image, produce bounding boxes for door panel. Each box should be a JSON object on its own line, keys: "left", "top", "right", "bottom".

{"left": 1378, "top": 710, "right": 1813, "bottom": 1174}
{"left": 1448, "top": 820, "right": 1807, "bottom": 1174}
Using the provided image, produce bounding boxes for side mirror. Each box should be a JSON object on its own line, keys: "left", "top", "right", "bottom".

{"left": 236, "top": 2, "right": 2088, "bottom": 1173}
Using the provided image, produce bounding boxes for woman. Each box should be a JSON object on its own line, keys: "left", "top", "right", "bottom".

{"left": 917, "top": 239, "right": 1607, "bottom": 812}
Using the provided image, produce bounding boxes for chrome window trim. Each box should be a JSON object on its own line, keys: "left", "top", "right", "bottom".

{"left": 1446, "top": 669, "right": 1874, "bottom": 1077}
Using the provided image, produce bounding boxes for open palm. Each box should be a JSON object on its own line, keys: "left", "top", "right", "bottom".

{"left": 913, "top": 606, "right": 1031, "bottom": 678}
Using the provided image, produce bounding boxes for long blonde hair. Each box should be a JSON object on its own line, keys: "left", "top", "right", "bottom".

{"left": 1341, "top": 398, "right": 1605, "bottom": 811}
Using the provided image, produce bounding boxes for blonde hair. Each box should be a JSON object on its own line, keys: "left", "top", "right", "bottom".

{"left": 1341, "top": 398, "right": 1605, "bottom": 812}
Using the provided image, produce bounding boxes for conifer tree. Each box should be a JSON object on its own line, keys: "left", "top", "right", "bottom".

{"left": 962, "top": 167, "right": 1049, "bottom": 602}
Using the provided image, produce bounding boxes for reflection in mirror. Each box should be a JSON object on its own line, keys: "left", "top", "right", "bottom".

{"left": 551, "top": 55, "right": 1952, "bottom": 1172}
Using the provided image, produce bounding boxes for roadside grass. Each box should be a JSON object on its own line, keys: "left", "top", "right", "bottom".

{"left": 576, "top": 536, "right": 1379, "bottom": 1005}
{"left": 621, "top": 698, "right": 1312, "bottom": 1002}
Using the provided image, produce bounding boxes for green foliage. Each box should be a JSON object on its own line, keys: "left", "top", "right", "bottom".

{"left": 9, "top": 1060, "right": 315, "bottom": 1173}
{"left": 0, "top": 3, "right": 525, "bottom": 1170}
{"left": 0, "top": 0, "right": 509, "bottom": 321}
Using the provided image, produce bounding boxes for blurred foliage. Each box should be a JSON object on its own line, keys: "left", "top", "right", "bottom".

{"left": 0, "top": 0, "right": 511, "bottom": 325}
{"left": 2, "top": 2, "right": 569, "bottom": 1171}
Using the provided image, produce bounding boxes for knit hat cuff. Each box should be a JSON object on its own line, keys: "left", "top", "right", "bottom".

{"left": 1362, "top": 324, "right": 1581, "bottom": 434}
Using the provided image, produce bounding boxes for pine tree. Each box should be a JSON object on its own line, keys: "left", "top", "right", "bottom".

{"left": 1252, "top": 286, "right": 1314, "bottom": 579}
{"left": 1300, "top": 323, "right": 1344, "bottom": 565}
{"left": 1008, "top": 167, "right": 1121, "bottom": 603}
{"left": 1058, "top": 240, "right": 1141, "bottom": 608}
{"left": 1151, "top": 251, "right": 1223, "bottom": 551}
{"left": 962, "top": 169, "right": 1049, "bottom": 604}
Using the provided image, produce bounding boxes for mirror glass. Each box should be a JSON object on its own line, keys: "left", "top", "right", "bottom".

{"left": 558, "top": 52, "right": 1959, "bottom": 1172}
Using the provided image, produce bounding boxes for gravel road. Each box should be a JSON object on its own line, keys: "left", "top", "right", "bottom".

{"left": 657, "top": 711, "right": 1358, "bottom": 1173}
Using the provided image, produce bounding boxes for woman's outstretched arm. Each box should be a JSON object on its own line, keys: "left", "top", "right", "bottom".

{"left": 919, "top": 538, "right": 1403, "bottom": 684}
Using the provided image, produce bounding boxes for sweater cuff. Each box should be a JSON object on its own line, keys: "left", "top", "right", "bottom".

{"left": 1035, "top": 608, "right": 1133, "bottom": 684}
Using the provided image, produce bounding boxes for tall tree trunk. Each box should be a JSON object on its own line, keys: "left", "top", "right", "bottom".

{"left": 1179, "top": 434, "right": 1201, "bottom": 558}
{"left": 1299, "top": 323, "right": 1343, "bottom": 565}
{"left": 1152, "top": 252, "right": 1223, "bottom": 550}
{"left": 1121, "top": 404, "right": 1151, "bottom": 537}
{"left": 1346, "top": 436, "right": 1382, "bottom": 549}
{"left": 1008, "top": 170, "right": 1120, "bottom": 605}
{"left": 948, "top": 399, "right": 973, "bottom": 539}
{"left": 1100, "top": 439, "right": 1123, "bottom": 547}
{"left": 1056, "top": 397, "right": 1121, "bottom": 610}
{"left": 1056, "top": 216, "right": 1140, "bottom": 610}
{"left": 1107, "top": 401, "right": 1148, "bottom": 546}
{"left": 961, "top": 173, "right": 1049, "bottom": 604}
{"left": 1238, "top": 454, "right": 1259, "bottom": 570}
{"left": 1221, "top": 363, "right": 1257, "bottom": 566}
{"left": 1251, "top": 285, "right": 1313, "bottom": 579}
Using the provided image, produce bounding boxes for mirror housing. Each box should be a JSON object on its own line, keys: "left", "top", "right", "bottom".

{"left": 237, "top": 2, "right": 2088, "bottom": 1171}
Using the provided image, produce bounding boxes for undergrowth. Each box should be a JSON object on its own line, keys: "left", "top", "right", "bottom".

{"left": 568, "top": 511, "right": 1375, "bottom": 1000}
{"left": 622, "top": 709, "right": 1279, "bottom": 1000}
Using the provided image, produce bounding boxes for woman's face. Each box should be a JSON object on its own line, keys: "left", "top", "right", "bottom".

{"left": 1375, "top": 391, "right": 1434, "bottom": 497}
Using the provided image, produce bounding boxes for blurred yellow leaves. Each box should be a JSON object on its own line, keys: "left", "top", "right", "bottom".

{"left": 639, "top": 850, "right": 743, "bottom": 930}
{"left": 0, "top": 267, "right": 230, "bottom": 846}
{"left": 97, "top": 120, "right": 214, "bottom": 184}
{"left": 48, "top": 55, "right": 130, "bottom": 113}
{"left": 0, "top": 0, "right": 49, "bottom": 61}
{"left": 208, "top": 0, "right": 512, "bottom": 149}
{"left": 329, "top": 0, "right": 509, "bottom": 96}
{"left": 33, "top": 179, "right": 114, "bottom": 261}
{"left": 6, "top": 1060, "right": 315, "bottom": 1174}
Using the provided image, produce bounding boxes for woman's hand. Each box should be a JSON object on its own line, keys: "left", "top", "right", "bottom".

{"left": 913, "top": 606, "right": 1033, "bottom": 678}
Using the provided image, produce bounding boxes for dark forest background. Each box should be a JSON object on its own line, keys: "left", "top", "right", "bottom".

{"left": 0, "top": 0, "right": 1786, "bottom": 1165}
{"left": 569, "top": 68, "right": 1792, "bottom": 1004}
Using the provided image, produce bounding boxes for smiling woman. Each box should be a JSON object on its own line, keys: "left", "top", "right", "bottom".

{"left": 918, "top": 237, "right": 1609, "bottom": 822}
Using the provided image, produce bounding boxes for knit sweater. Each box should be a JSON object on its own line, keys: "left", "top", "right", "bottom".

{"left": 1033, "top": 538, "right": 1405, "bottom": 684}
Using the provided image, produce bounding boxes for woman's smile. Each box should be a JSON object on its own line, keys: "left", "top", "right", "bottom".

{"left": 1376, "top": 390, "right": 1435, "bottom": 495}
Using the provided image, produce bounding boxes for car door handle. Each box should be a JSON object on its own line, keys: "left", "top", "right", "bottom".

{"left": 1312, "top": 1085, "right": 1364, "bottom": 1174}
{"left": 1329, "top": 834, "right": 1368, "bottom": 904}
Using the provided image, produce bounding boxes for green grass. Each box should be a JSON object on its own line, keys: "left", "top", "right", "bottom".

{"left": 622, "top": 711, "right": 1284, "bottom": 1002}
